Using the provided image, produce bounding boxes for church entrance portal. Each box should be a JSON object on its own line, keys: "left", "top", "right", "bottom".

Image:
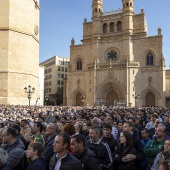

{"left": 76, "top": 93, "right": 82, "bottom": 106}
{"left": 145, "top": 92, "right": 155, "bottom": 106}
{"left": 106, "top": 90, "right": 119, "bottom": 106}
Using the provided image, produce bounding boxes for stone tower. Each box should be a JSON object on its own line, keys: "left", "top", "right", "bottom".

{"left": 92, "top": 0, "right": 103, "bottom": 19}
{"left": 0, "top": 0, "right": 40, "bottom": 105}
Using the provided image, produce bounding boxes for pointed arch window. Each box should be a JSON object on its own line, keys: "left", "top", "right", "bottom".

{"left": 103, "top": 23, "right": 107, "bottom": 33}
{"left": 117, "top": 21, "right": 122, "bottom": 31}
{"left": 146, "top": 51, "right": 153, "bottom": 66}
{"left": 77, "top": 58, "right": 82, "bottom": 70}
{"left": 110, "top": 22, "right": 114, "bottom": 32}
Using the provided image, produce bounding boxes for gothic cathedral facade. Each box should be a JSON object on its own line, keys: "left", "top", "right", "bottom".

{"left": 66, "top": 0, "right": 166, "bottom": 107}
{"left": 0, "top": 0, "right": 40, "bottom": 105}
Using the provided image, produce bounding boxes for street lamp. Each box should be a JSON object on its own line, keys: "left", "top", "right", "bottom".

{"left": 132, "top": 93, "right": 140, "bottom": 107}
{"left": 44, "top": 95, "right": 49, "bottom": 106}
{"left": 24, "top": 85, "right": 35, "bottom": 106}
{"left": 81, "top": 94, "right": 85, "bottom": 106}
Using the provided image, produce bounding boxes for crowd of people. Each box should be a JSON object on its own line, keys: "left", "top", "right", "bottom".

{"left": 0, "top": 105, "right": 170, "bottom": 170}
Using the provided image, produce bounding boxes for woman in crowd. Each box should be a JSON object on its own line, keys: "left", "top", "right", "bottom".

{"left": 62, "top": 123, "right": 76, "bottom": 136}
{"left": 112, "top": 131, "right": 138, "bottom": 170}
{"left": 62, "top": 123, "right": 76, "bottom": 154}
{"left": 74, "top": 121, "right": 83, "bottom": 134}
{"left": 151, "top": 139, "right": 170, "bottom": 170}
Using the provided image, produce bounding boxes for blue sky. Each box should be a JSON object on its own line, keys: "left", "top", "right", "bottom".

{"left": 40, "top": 0, "right": 170, "bottom": 69}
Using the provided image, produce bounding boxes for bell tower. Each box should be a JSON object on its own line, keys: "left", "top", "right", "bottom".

{"left": 122, "top": 0, "right": 134, "bottom": 34}
{"left": 91, "top": 0, "right": 103, "bottom": 36}
{"left": 121, "top": 0, "right": 135, "bottom": 61}
{"left": 0, "top": 0, "right": 40, "bottom": 105}
{"left": 92, "top": 0, "right": 103, "bottom": 20}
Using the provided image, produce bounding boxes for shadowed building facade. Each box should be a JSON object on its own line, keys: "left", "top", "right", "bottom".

{"left": 40, "top": 56, "right": 69, "bottom": 105}
{"left": 66, "top": 0, "right": 166, "bottom": 107}
{"left": 0, "top": 0, "right": 40, "bottom": 105}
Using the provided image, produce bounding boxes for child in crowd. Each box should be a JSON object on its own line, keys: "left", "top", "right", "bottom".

{"left": 25, "top": 142, "right": 46, "bottom": 170}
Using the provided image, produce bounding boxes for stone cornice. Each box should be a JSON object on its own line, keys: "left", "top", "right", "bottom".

{"left": 0, "top": 27, "right": 39, "bottom": 43}
{"left": 87, "top": 60, "right": 140, "bottom": 69}
{"left": 0, "top": 71, "right": 39, "bottom": 78}
{"left": 141, "top": 67, "right": 160, "bottom": 73}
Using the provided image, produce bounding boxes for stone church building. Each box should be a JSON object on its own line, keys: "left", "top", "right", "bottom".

{"left": 66, "top": 0, "right": 166, "bottom": 107}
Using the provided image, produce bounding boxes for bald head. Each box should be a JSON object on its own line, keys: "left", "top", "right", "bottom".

{"left": 155, "top": 126, "right": 165, "bottom": 140}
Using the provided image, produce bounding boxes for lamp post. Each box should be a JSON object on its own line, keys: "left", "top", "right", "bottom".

{"left": 81, "top": 94, "right": 85, "bottom": 106}
{"left": 132, "top": 93, "right": 140, "bottom": 107}
{"left": 44, "top": 95, "right": 49, "bottom": 106}
{"left": 24, "top": 85, "right": 35, "bottom": 106}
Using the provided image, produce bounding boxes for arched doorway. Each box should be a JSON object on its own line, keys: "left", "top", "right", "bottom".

{"left": 106, "top": 90, "right": 119, "bottom": 105}
{"left": 145, "top": 92, "right": 155, "bottom": 106}
{"left": 76, "top": 93, "right": 82, "bottom": 106}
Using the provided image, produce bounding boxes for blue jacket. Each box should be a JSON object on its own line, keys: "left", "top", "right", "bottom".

{"left": 0, "top": 163, "right": 9, "bottom": 170}
{"left": 140, "top": 138, "right": 151, "bottom": 147}
{"left": 4, "top": 139, "right": 25, "bottom": 170}
{"left": 41, "top": 134, "right": 56, "bottom": 167}
{"left": 26, "top": 158, "right": 46, "bottom": 170}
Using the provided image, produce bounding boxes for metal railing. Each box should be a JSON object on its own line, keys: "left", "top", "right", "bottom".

{"left": 102, "top": 9, "right": 123, "bottom": 16}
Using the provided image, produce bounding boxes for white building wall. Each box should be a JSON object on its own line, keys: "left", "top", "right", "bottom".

{"left": 38, "top": 66, "right": 45, "bottom": 106}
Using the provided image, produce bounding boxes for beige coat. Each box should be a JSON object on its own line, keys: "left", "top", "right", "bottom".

{"left": 21, "top": 124, "right": 32, "bottom": 142}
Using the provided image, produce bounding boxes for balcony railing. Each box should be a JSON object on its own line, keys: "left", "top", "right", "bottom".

{"left": 102, "top": 9, "right": 123, "bottom": 16}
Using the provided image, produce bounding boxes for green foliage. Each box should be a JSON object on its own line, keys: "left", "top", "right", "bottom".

{"left": 55, "top": 87, "right": 63, "bottom": 105}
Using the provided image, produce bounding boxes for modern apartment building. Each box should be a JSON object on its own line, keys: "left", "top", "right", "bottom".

{"left": 40, "top": 56, "right": 70, "bottom": 105}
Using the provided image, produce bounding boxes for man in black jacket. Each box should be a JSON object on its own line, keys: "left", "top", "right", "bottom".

{"left": 70, "top": 134, "right": 102, "bottom": 170}
{"left": 86, "top": 125, "right": 113, "bottom": 170}
{"left": 49, "top": 132, "right": 83, "bottom": 170}
{"left": 41, "top": 123, "right": 58, "bottom": 168}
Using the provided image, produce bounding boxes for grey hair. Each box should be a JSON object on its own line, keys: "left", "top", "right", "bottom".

{"left": 90, "top": 125, "right": 103, "bottom": 137}
{"left": 158, "top": 123, "right": 166, "bottom": 130}
{"left": 0, "top": 149, "right": 8, "bottom": 164}
{"left": 50, "top": 123, "right": 59, "bottom": 133}
{"left": 92, "top": 117, "right": 101, "bottom": 125}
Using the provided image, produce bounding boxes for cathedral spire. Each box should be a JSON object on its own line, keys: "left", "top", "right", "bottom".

{"left": 92, "top": 0, "right": 103, "bottom": 20}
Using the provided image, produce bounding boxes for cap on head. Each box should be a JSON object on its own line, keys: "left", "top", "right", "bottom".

{"left": 152, "top": 113, "right": 158, "bottom": 118}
